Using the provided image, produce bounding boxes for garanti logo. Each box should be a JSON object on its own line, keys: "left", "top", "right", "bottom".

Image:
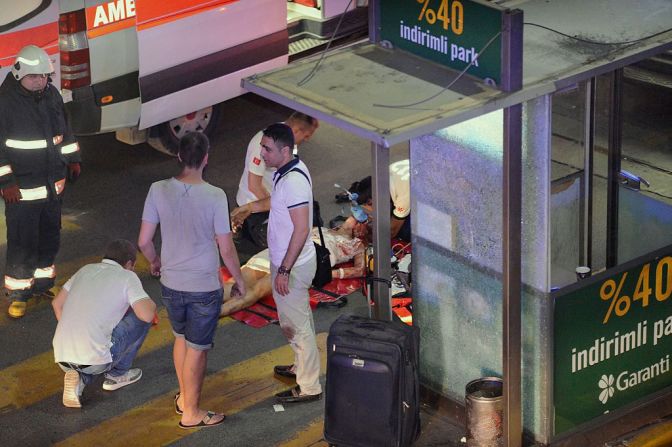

{"left": 597, "top": 355, "right": 671, "bottom": 405}
{"left": 598, "top": 374, "right": 615, "bottom": 404}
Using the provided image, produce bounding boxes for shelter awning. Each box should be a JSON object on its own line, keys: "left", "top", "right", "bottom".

{"left": 243, "top": 0, "right": 672, "bottom": 147}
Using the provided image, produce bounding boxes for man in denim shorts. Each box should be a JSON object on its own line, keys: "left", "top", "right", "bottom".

{"left": 138, "top": 133, "right": 245, "bottom": 429}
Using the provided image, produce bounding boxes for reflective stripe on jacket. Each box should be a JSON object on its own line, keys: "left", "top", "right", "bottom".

{"left": 0, "top": 72, "right": 81, "bottom": 200}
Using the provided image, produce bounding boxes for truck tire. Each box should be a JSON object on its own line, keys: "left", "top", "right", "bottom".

{"left": 149, "top": 104, "right": 221, "bottom": 155}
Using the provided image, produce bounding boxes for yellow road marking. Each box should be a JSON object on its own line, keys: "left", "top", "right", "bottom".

{"left": 0, "top": 309, "right": 234, "bottom": 412}
{"left": 60, "top": 213, "right": 82, "bottom": 233}
{"left": 0, "top": 210, "right": 81, "bottom": 245}
{"left": 55, "top": 333, "right": 328, "bottom": 447}
{"left": 277, "top": 417, "right": 327, "bottom": 447}
{"left": 627, "top": 421, "right": 672, "bottom": 447}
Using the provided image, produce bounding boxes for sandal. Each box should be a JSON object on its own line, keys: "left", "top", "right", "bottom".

{"left": 178, "top": 411, "right": 226, "bottom": 429}
{"left": 174, "top": 393, "right": 183, "bottom": 415}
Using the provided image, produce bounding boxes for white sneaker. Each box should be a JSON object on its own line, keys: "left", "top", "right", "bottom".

{"left": 63, "top": 370, "right": 82, "bottom": 408}
{"left": 102, "top": 368, "right": 142, "bottom": 391}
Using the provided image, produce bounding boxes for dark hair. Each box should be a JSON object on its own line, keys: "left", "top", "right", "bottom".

{"left": 286, "top": 112, "right": 318, "bottom": 130}
{"left": 103, "top": 239, "right": 137, "bottom": 266}
{"left": 262, "top": 123, "right": 294, "bottom": 152}
{"left": 178, "top": 132, "right": 209, "bottom": 168}
{"left": 350, "top": 176, "right": 372, "bottom": 205}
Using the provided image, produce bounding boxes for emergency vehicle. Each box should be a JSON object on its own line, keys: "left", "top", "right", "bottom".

{"left": 0, "top": 0, "right": 368, "bottom": 153}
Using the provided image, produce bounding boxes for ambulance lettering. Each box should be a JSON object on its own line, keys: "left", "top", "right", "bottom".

{"left": 92, "top": 0, "right": 136, "bottom": 28}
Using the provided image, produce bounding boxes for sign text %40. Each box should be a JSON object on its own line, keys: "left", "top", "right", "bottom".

{"left": 600, "top": 256, "right": 672, "bottom": 324}
{"left": 416, "top": 0, "right": 464, "bottom": 35}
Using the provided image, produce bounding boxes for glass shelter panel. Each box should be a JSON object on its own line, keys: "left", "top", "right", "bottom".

{"left": 617, "top": 53, "right": 672, "bottom": 262}
{"left": 550, "top": 84, "right": 587, "bottom": 288}
{"left": 412, "top": 97, "right": 553, "bottom": 443}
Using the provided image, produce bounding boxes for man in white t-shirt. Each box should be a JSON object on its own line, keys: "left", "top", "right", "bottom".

{"left": 52, "top": 239, "right": 156, "bottom": 408}
{"left": 349, "top": 159, "right": 411, "bottom": 241}
{"left": 240, "top": 123, "right": 322, "bottom": 403}
{"left": 232, "top": 112, "right": 318, "bottom": 249}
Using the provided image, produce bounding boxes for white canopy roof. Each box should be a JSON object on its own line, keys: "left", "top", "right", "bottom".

{"left": 244, "top": 0, "right": 672, "bottom": 146}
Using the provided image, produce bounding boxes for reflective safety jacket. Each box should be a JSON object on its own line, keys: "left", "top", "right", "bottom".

{"left": 0, "top": 73, "right": 81, "bottom": 202}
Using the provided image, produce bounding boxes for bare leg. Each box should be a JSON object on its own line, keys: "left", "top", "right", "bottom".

{"left": 174, "top": 339, "right": 224, "bottom": 426}
{"left": 173, "top": 338, "right": 186, "bottom": 410}
{"left": 221, "top": 269, "right": 272, "bottom": 316}
{"left": 179, "top": 346, "right": 224, "bottom": 425}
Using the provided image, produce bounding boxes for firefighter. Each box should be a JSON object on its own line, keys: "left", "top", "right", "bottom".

{"left": 0, "top": 45, "right": 82, "bottom": 318}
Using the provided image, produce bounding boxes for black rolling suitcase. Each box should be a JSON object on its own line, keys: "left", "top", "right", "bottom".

{"left": 324, "top": 314, "right": 421, "bottom": 447}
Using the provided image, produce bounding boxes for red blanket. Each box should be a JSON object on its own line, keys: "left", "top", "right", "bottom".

{"left": 221, "top": 266, "right": 364, "bottom": 328}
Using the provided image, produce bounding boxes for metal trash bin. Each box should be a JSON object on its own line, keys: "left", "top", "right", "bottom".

{"left": 465, "top": 377, "right": 503, "bottom": 447}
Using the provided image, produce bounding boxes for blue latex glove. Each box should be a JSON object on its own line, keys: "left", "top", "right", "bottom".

{"left": 351, "top": 204, "right": 368, "bottom": 223}
{"left": 349, "top": 193, "right": 368, "bottom": 223}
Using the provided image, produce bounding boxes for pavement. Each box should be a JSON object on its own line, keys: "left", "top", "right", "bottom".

{"left": 412, "top": 406, "right": 672, "bottom": 447}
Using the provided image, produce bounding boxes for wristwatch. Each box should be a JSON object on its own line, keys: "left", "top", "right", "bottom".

{"left": 278, "top": 265, "right": 291, "bottom": 276}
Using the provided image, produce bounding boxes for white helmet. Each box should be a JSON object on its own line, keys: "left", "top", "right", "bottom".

{"left": 12, "top": 45, "right": 54, "bottom": 80}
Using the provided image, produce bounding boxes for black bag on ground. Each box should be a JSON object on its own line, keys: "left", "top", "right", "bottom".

{"left": 312, "top": 200, "right": 332, "bottom": 288}
{"left": 324, "top": 314, "right": 421, "bottom": 447}
{"left": 243, "top": 211, "right": 269, "bottom": 249}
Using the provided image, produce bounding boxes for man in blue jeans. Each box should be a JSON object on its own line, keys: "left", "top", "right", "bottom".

{"left": 52, "top": 239, "right": 156, "bottom": 408}
{"left": 138, "top": 132, "right": 245, "bottom": 429}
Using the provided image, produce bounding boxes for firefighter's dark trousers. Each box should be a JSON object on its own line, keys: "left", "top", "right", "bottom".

{"left": 4, "top": 199, "right": 61, "bottom": 302}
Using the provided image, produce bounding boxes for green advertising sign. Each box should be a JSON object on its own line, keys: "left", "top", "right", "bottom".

{"left": 554, "top": 247, "right": 672, "bottom": 435}
{"left": 379, "top": 0, "right": 503, "bottom": 85}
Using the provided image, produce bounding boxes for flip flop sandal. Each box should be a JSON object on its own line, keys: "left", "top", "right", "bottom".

{"left": 174, "top": 393, "right": 182, "bottom": 415}
{"left": 178, "top": 411, "right": 226, "bottom": 429}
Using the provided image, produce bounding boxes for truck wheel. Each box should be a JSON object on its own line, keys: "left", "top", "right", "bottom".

{"left": 149, "top": 104, "right": 221, "bottom": 155}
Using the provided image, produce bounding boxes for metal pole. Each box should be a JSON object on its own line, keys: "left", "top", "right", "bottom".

{"left": 606, "top": 70, "right": 623, "bottom": 268}
{"left": 501, "top": 9, "right": 523, "bottom": 447}
{"left": 371, "top": 142, "right": 392, "bottom": 321}
{"left": 582, "top": 78, "right": 596, "bottom": 268}
{"left": 368, "top": 0, "right": 380, "bottom": 44}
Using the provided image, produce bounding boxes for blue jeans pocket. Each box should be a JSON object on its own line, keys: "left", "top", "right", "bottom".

{"left": 191, "top": 291, "right": 221, "bottom": 318}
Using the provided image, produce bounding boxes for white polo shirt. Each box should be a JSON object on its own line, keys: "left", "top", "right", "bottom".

{"left": 268, "top": 158, "right": 315, "bottom": 267}
{"left": 390, "top": 159, "right": 411, "bottom": 219}
{"left": 235, "top": 129, "right": 299, "bottom": 206}
{"left": 52, "top": 260, "right": 149, "bottom": 366}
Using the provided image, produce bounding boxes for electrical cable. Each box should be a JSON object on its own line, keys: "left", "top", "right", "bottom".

{"left": 372, "top": 30, "right": 502, "bottom": 109}
{"left": 524, "top": 23, "right": 672, "bottom": 46}
{"left": 297, "top": 0, "right": 354, "bottom": 87}
{"left": 371, "top": 23, "right": 672, "bottom": 110}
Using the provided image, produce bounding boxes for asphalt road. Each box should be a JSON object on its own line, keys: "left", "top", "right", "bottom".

{"left": 0, "top": 93, "right": 411, "bottom": 446}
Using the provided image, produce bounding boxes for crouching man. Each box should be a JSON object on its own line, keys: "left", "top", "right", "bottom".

{"left": 51, "top": 239, "right": 156, "bottom": 408}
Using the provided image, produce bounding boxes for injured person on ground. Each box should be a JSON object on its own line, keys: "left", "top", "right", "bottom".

{"left": 220, "top": 224, "right": 368, "bottom": 316}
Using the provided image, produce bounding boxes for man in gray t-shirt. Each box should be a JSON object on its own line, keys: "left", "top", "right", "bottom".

{"left": 141, "top": 177, "right": 229, "bottom": 292}
{"left": 138, "top": 133, "right": 245, "bottom": 430}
